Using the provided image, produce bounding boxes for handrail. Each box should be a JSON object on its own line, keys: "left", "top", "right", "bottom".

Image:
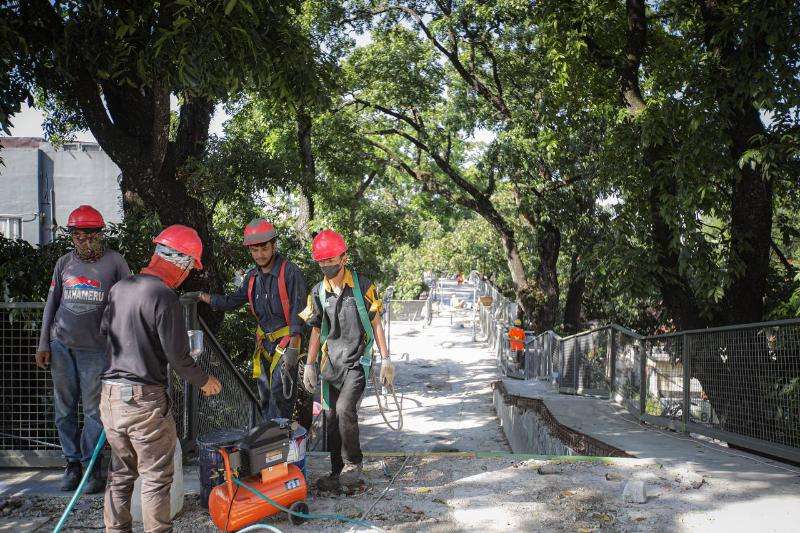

{"left": 198, "top": 315, "right": 262, "bottom": 409}
{"left": 645, "top": 317, "right": 800, "bottom": 339}
{"left": 0, "top": 302, "right": 45, "bottom": 309}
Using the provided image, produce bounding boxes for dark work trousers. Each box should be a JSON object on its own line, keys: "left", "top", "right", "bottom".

{"left": 256, "top": 354, "right": 294, "bottom": 421}
{"left": 326, "top": 367, "right": 366, "bottom": 475}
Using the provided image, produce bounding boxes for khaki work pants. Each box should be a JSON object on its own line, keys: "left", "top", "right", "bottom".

{"left": 99, "top": 383, "right": 176, "bottom": 533}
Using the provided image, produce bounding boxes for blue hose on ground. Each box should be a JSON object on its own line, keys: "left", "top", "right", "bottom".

{"left": 230, "top": 477, "right": 381, "bottom": 530}
{"left": 53, "top": 430, "right": 107, "bottom": 533}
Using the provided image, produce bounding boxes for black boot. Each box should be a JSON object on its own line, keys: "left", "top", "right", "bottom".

{"left": 60, "top": 461, "right": 82, "bottom": 492}
{"left": 84, "top": 460, "right": 106, "bottom": 494}
{"left": 315, "top": 473, "right": 341, "bottom": 493}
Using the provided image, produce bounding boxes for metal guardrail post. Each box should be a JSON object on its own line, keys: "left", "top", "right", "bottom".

{"left": 639, "top": 339, "right": 647, "bottom": 417}
{"left": 180, "top": 297, "right": 200, "bottom": 450}
{"left": 608, "top": 327, "right": 616, "bottom": 392}
{"left": 682, "top": 333, "right": 690, "bottom": 434}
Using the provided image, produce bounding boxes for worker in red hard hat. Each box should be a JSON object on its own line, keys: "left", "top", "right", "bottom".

{"left": 35, "top": 205, "right": 131, "bottom": 494}
{"left": 100, "top": 224, "right": 222, "bottom": 532}
{"left": 303, "top": 229, "right": 394, "bottom": 491}
{"left": 199, "top": 218, "right": 307, "bottom": 421}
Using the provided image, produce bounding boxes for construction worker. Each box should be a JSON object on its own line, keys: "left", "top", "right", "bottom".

{"left": 302, "top": 229, "right": 394, "bottom": 491}
{"left": 35, "top": 205, "right": 131, "bottom": 493}
{"left": 100, "top": 224, "right": 221, "bottom": 533}
{"left": 198, "top": 218, "right": 307, "bottom": 420}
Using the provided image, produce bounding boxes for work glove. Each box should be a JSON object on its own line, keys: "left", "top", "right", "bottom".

{"left": 182, "top": 291, "right": 202, "bottom": 302}
{"left": 281, "top": 345, "right": 300, "bottom": 369}
{"left": 303, "top": 363, "right": 318, "bottom": 393}
{"left": 380, "top": 359, "right": 395, "bottom": 387}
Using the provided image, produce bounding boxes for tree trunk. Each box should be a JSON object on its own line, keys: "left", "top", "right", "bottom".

{"left": 498, "top": 230, "right": 538, "bottom": 327}
{"left": 647, "top": 170, "right": 705, "bottom": 330}
{"left": 534, "top": 221, "right": 561, "bottom": 332}
{"left": 295, "top": 109, "right": 316, "bottom": 239}
{"left": 563, "top": 252, "right": 585, "bottom": 334}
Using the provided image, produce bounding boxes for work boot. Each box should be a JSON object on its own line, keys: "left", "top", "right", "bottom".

{"left": 84, "top": 461, "right": 106, "bottom": 494}
{"left": 60, "top": 461, "right": 82, "bottom": 492}
{"left": 315, "top": 473, "right": 342, "bottom": 493}
{"left": 339, "top": 463, "right": 364, "bottom": 487}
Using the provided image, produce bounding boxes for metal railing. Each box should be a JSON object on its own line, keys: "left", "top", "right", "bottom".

{"left": 174, "top": 298, "right": 261, "bottom": 452}
{"left": 386, "top": 299, "right": 431, "bottom": 324}
{"left": 478, "top": 281, "right": 800, "bottom": 463}
{"left": 0, "top": 300, "right": 262, "bottom": 463}
{"left": 475, "top": 279, "right": 521, "bottom": 378}
{"left": 0, "top": 303, "right": 61, "bottom": 453}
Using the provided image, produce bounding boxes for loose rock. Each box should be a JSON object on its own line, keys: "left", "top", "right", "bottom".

{"left": 537, "top": 464, "right": 563, "bottom": 475}
{"left": 673, "top": 469, "right": 705, "bottom": 489}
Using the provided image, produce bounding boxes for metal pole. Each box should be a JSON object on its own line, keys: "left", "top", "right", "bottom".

{"left": 608, "top": 328, "right": 616, "bottom": 394}
{"left": 639, "top": 339, "right": 647, "bottom": 417}
{"left": 181, "top": 298, "right": 200, "bottom": 450}
{"left": 682, "top": 334, "right": 691, "bottom": 434}
{"left": 471, "top": 280, "right": 477, "bottom": 342}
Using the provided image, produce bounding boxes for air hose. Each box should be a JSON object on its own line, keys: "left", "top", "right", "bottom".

{"left": 370, "top": 365, "right": 403, "bottom": 432}
{"left": 53, "top": 430, "right": 107, "bottom": 533}
{"left": 230, "top": 477, "right": 382, "bottom": 531}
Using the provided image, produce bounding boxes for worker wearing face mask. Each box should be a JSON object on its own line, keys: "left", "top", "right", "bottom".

{"left": 302, "top": 229, "right": 394, "bottom": 491}
{"left": 35, "top": 205, "right": 131, "bottom": 493}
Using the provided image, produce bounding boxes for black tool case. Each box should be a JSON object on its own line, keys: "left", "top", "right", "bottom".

{"left": 236, "top": 420, "right": 291, "bottom": 476}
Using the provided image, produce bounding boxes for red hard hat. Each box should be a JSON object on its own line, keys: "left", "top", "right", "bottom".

{"left": 67, "top": 205, "right": 105, "bottom": 229}
{"left": 153, "top": 225, "right": 203, "bottom": 270}
{"left": 311, "top": 229, "right": 347, "bottom": 261}
{"left": 243, "top": 218, "right": 277, "bottom": 246}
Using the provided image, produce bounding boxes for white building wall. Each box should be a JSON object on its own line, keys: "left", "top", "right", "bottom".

{"left": 43, "top": 142, "right": 123, "bottom": 233}
{"left": 0, "top": 140, "right": 122, "bottom": 245}
{"left": 0, "top": 147, "right": 40, "bottom": 243}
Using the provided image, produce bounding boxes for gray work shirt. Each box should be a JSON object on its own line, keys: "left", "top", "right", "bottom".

{"left": 307, "top": 269, "right": 382, "bottom": 388}
{"left": 37, "top": 250, "right": 131, "bottom": 352}
{"left": 101, "top": 274, "right": 209, "bottom": 388}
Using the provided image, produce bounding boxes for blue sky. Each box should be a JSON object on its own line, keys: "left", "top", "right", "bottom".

{"left": 5, "top": 98, "right": 231, "bottom": 142}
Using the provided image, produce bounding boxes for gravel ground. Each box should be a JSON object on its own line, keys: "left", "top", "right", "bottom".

{"left": 0, "top": 453, "right": 756, "bottom": 532}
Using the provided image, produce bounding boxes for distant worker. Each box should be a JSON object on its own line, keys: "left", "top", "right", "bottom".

{"left": 199, "top": 219, "right": 307, "bottom": 420}
{"left": 302, "top": 229, "right": 394, "bottom": 491}
{"left": 35, "top": 205, "right": 131, "bottom": 493}
{"left": 100, "top": 225, "right": 222, "bottom": 532}
{"left": 509, "top": 320, "right": 526, "bottom": 368}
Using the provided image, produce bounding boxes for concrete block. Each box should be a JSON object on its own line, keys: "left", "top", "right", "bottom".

{"left": 622, "top": 480, "right": 647, "bottom": 503}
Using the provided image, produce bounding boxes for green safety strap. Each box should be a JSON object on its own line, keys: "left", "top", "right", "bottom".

{"left": 319, "top": 271, "right": 375, "bottom": 410}
{"left": 352, "top": 271, "right": 375, "bottom": 382}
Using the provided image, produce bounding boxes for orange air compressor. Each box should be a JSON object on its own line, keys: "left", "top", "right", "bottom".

{"left": 208, "top": 420, "right": 309, "bottom": 531}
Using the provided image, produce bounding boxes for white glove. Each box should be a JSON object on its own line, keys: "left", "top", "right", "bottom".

{"left": 380, "top": 359, "right": 395, "bottom": 387}
{"left": 303, "top": 363, "right": 317, "bottom": 393}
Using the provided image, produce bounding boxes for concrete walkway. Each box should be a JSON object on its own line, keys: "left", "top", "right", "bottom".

{"left": 498, "top": 377, "right": 800, "bottom": 531}
{"left": 358, "top": 313, "right": 509, "bottom": 453}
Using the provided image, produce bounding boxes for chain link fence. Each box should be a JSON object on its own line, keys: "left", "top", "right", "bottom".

{"left": 0, "top": 303, "right": 62, "bottom": 455}
{"left": 0, "top": 300, "right": 262, "bottom": 464}
{"left": 478, "top": 280, "right": 800, "bottom": 463}
{"left": 175, "top": 299, "right": 261, "bottom": 452}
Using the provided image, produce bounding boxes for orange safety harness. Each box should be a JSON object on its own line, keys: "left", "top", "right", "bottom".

{"left": 247, "top": 261, "right": 293, "bottom": 380}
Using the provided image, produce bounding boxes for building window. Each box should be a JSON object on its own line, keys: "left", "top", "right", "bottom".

{"left": 0, "top": 217, "right": 22, "bottom": 240}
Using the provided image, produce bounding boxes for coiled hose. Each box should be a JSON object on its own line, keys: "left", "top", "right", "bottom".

{"left": 371, "top": 363, "right": 403, "bottom": 432}
{"left": 230, "top": 477, "right": 382, "bottom": 531}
